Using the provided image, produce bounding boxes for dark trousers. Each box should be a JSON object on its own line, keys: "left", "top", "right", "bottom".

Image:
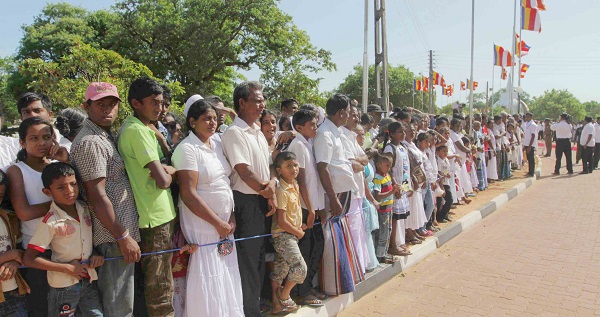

{"left": 233, "top": 191, "right": 268, "bottom": 317}
{"left": 294, "top": 209, "right": 324, "bottom": 297}
{"left": 436, "top": 185, "right": 453, "bottom": 222}
{"left": 525, "top": 146, "right": 535, "bottom": 176}
{"left": 24, "top": 250, "right": 51, "bottom": 317}
{"left": 554, "top": 138, "right": 573, "bottom": 173}
{"left": 582, "top": 146, "right": 594, "bottom": 173}
{"left": 593, "top": 143, "right": 600, "bottom": 168}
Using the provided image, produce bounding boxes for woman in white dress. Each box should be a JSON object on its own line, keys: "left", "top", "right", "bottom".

{"left": 172, "top": 99, "right": 244, "bottom": 317}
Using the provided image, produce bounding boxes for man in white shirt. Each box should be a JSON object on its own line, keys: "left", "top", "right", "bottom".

{"left": 222, "top": 81, "right": 277, "bottom": 316}
{"left": 523, "top": 113, "right": 538, "bottom": 177}
{"left": 367, "top": 104, "right": 385, "bottom": 141}
{"left": 550, "top": 113, "right": 574, "bottom": 175}
{"left": 593, "top": 117, "right": 600, "bottom": 169}
{"left": 580, "top": 116, "right": 595, "bottom": 174}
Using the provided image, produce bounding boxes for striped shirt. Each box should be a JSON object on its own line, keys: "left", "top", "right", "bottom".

{"left": 373, "top": 172, "right": 394, "bottom": 213}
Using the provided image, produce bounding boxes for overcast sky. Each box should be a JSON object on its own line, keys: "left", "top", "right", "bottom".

{"left": 1, "top": 0, "right": 598, "bottom": 106}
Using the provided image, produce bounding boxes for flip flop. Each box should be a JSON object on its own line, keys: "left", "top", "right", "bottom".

{"left": 300, "top": 294, "right": 324, "bottom": 307}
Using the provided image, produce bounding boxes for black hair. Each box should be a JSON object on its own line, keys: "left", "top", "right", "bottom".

{"left": 186, "top": 99, "right": 218, "bottom": 131}
{"left": 274, "top": 151, "right": 297, "bottom": 169}
{"left": 560, "top": 113, "right": 569, "bottom": 120}
{"left": 260, "top": 109, "right": 278, "bottom": 124}
{"left": 55, "top": 108, "right": 87, "bottom": 140}
{"left": 161, "top": 85, "right": 172, "bottom": 103}
{"left": 493, "top": 115, "right": 502, "bottom": 121}
{"left": 17, "top": 92, "right": 52, "bottom": 115}
{"left": 325, "top": 93, "right": 350, "bottom": 117}
{"left": 292, "top": 109, "right": 317, "bottom": 129}
{"left": 0, "top": 170, "right": 8, "bottom": 188}
{"left": 278, "top": 116, "right": 291, "bottom": 131}
{"left": 394, "top": 111, "right": 410, "bottom": 121}
{"left": 233, "top": 81, "right": 263, "bottom": 112}
{"left": 128, "top": 77, "right": 163, "bottom": 108}
{"left": 299, "top": 104, "right": 317, "bottom": 112}
{"left": 416, "top": 132, "right": 429, "bottom": 144}
{"left": 360, "top": 113, "right": 374, "bottom": 125}
{"left": 381, "top": 121, "right": 403, "bottom": 151}
{"left": 374, "top": 152, "right": 393, "bottom": 166}
{"left": 281, "top": 98, "right": 299, "bottom": 110}
{"left": 525, "top": 112, "right": 533, "bottom": 117}
{"left": 436, "top": 144, "right": 448, "bottom": 151}
{"left": 435, "top": 117, "right": 448, "bottom": 127}
{"left": 205, "top": 95, "right": 223, "bottom": 104}
{"left": 17, "top": 117, "right": 54, "bottom": 162}
{"left": 41, "top": 162, "right": 77, "bottom": 189}
{"left": 450, "top": 118, "right": 463, "bottom": 128}
{"left": 585, "top": 116, "right": 593, "bottom": 123}
{"left": 461, "top": 136, "right": 471, "bottom": 145}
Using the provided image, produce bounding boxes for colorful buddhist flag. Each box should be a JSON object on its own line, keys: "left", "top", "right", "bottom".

{"left": 501, "top": 67, "right": 507, "bottom": 80}
{"left": 460, "top": 81, "right": 466, "bottom": 91}
{"left": 433, "top": 72, "right": 442, "bottom": 86}
{"left": 441, "top": 76, "right": 446, "bottom": 87}
{"left": 515, "top": 34, "right": 532, "bottom": 57}
{"left": 521, "top": 7, "right": 542, "bottom": 32}
{"left": 466, "top": 79, "right": 478, "bottom": 90}
{"left": 413, "top": 79, "right": 422, "bottom": 91}
{"left": 494, "top": 44, "right": 513, "bottom": 67}
{"left": 422, "top": 76, "right": 429, "bottom": 92}
{"left": 522, "top": 0, "right": 545, "bottom": 10}
{"left": 520, "top": 64, "right": 530, "bottom": 78}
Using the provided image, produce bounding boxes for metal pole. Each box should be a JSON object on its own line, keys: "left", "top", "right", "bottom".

{"left": 429, "top": 50, "right": 434, "bottom": 113}
{"left": 412, "top": 89, "right": 415, "bottom": 109}
{"left": 509, "top": 0, "right": 518, "bottom": 114}
{"left": 374, "top": 0, "right": 382, "bottom": 106}
{"left": 486, "top": 81, "right": 489, "bottom": 115}
{"left": 362, "top": 0, "right": 369, "bottom": 113}
{"left": 468, "top": 0, "right": 475, "bottom": 138}
{"left": 517, "top": 28, "right": 523, "bottom": 114}
{"left": 491, "top": 66, "right": 495, "bottom": 117}
{"left": 381, "top": 0, "right": 390, "bottom": 113}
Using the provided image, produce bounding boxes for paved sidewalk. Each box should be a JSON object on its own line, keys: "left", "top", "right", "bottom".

{"left": 339, "top": 156, "right": 600, "bottom": 316}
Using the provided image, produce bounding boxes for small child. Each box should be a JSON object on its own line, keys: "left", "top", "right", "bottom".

{"left": 436, "top": 145, "right": 454, "bottom": 223}
{"left": 270, "top": 151, "right": 307, "bottom": 315}
{"left": 0, "top": 170, "right": 29, "bottom": 316}
{"left": 23, "top": 162, "right": 104, "bottom": 316}
{"left": 372, "top": 153, "right": 401, "bottom": 264}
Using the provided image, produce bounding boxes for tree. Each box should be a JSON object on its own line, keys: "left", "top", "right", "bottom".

{"left": 0, "top": 57, "right": 19, "bottom": 127}
{"left": 18, "top": 44, "right": 183, "bottom": 126}
{"left": 336, "top": 64, "right": 433, "bottom": 112}
{"left": 583, "top": 101, "right": 600, "bottom": 119}
{"left": 111, "top": 0, "right": 334, "bottom": 98}
{"left": 529, "top": 89, "right": 585, "bottom": 121}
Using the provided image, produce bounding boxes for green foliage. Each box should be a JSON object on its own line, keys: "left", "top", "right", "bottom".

{"left": 583, "top": 101, "right": 600, "bottom": 119}
{"left": 18, "top": 44, "right": 183, "bottom": 127}
{"left": 529, "top": 89, "right": 585, "bottom": 121}
{"left": 111, "top": 0, "right": 334, "bottom": 100}
{"left": 336, "top": 64, "right": 433, "bottom": 112}
{"left": 0, "top": 58, "right": 19, "bottom": 127}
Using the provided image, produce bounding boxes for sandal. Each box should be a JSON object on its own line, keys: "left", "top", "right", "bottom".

{"left": 377, "top": 255, "right": 396, "bottom": 264}
{"left": 300, "top": 294, "right": 324, "bottom": 307}
{"left": 389, "top": 248, "right": 412, "bottom": 256}
{"left": 275, "top": 288, "right": 299, "bottom": 312}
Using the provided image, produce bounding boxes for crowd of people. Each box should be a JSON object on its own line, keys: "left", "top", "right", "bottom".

{"left": 0, "top": 77, "right": 574, "bottom": 317}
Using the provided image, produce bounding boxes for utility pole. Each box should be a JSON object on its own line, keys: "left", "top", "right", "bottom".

{"left": 361, "top": 0, "right": 369, "bottom": 113}
{"left": 374, "top": 0, "right": 390, "bottom": 113}
{"left": 486, "top": 81, "right": 489, "bottom": 115}
{"left": 429, "top": 50, "right": 434, "bottom": 113}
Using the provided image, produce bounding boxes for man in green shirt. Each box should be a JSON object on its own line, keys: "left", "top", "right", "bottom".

{"left": 118, "top": 76, "right": 177, "bottom": 317}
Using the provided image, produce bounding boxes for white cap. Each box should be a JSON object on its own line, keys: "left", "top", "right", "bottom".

{"left": 184, "top": 94, "right": 203, "bottom": 117}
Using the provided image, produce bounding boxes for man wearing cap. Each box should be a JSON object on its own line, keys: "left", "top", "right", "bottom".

{"left": 367, "top": 104, "right": 385, "bottom": 141}
{"left": 70, "top": 82, "right": 141, "bottom": 317}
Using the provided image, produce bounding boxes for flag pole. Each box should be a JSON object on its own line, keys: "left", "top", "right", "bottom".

{"left": 517, "top": 27, "right": 523, "bottom": 114}
{"left": 361, "top": 0, "right": 369, "bottom": 113}
{"left": 491, "top": 65, "right": 495, "bottom": 117}
{"left": 509, "top": 0, "right": 518, "bottom": 114}
{"left": 468, "top": 0, "right": 475, "bottom": 138}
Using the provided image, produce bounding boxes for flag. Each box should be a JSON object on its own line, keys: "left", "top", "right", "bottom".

{"left": 413, "top": 79, "right": 422, "bottom": 91}
{"left": 422, "top": 76, "right": 429, "bottom": 92}
{"left": 520, "top": 64, "right": 530, "bottom": 78}
{"left": 433, "top": 71, "right": 443, "bottom": 86}
{"left": 521, "top": 7, "right": 542, "bottom": 32}
{"left": 522, "top": 0, "right": 545, "bottom": 10}
{"left": 515, "top": 34, "right": 532, "bottom": 57}
{"left": 501, "top": 67, "right": 507, "bottom": 80}
{"left": 467, "top": 79, "right": 478, "bottom": 90}
{"left": 460, "top": 81, "right": 466, "bottom": 91}
{"left": 494, "top": 44, "right": 513, "bottom": 66}
{"left": 441, "top": 76, "right": 446, "bottom": 87}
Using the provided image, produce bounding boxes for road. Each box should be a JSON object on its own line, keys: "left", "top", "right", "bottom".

{"left": 339, "top": 156, "right": 600, "bottom": 316}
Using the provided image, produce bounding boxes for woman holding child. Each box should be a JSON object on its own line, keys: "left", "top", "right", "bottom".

{"left": 171, "top": 99, "right": 244, "bottom": 317}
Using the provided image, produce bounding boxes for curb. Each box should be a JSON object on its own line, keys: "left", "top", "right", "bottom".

{"left": 294, "top": 169, "right": 540, "bottom": 317}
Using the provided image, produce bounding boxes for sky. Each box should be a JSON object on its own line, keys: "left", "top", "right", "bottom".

{"left": 1, "top": 0, "right": 599, "bottom": 107}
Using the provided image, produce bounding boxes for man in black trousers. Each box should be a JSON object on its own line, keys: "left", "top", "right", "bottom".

{"left": 550, "top": 113, "right": 574, "bottom": 175}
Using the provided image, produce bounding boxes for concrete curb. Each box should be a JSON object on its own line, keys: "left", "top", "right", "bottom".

{"left": 294, "top": 170, "right": 539, "bottom": 317}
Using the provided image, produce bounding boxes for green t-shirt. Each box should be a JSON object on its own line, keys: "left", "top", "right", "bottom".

{"left": 118, "top": 116, "right": 176, "bottom": 228}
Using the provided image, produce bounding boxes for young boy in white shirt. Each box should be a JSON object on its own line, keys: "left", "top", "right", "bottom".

{"left": 287, "top": 109, "right": 326, "bottom": 306}
{"left": 23, "top": 162, "right": 104, "bottom": 316}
